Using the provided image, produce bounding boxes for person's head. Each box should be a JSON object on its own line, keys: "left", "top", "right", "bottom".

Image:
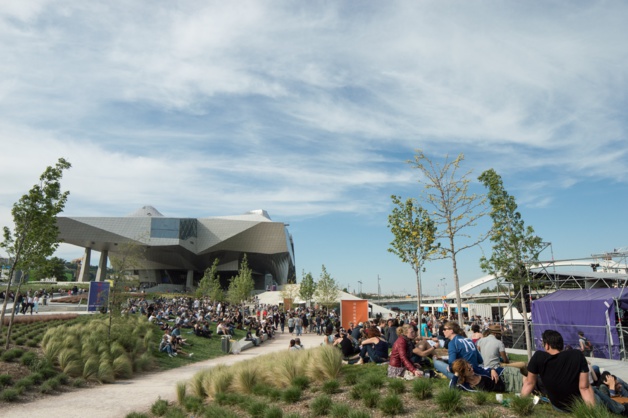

{"left": 542, "top": 330, "right": 564, "bottom": 351}
{"left": 365, "top": 326, "right": 381, "bottom": 338}
{"left": 295, "top": 338, "right": 301, "bottom": 346}
{"left": 443, "top": 321, "right": 461, "bottom": 339}
{"left": 488, "top": 324, "right": 502, "bottom": 339}
{"left": 289, "top": 339, "right": 295, "bottom": 347}
{"left": 578, "top": 331, "right": 585, "bottom": 337}
{"left": 401, "top": 324, "right": 416, "bottom": 339}
{"left": 471, "top": 324, "right": 480, "bottom": 333}
{"left": 451, "top": 359, "right": 473, "bottom": 384}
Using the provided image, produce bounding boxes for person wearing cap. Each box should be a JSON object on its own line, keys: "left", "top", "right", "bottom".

{"left": 476, "top": 324, "right": 509, "bottom": 368}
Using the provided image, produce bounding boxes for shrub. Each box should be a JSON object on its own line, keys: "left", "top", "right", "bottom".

{"left": 233, "top": 364, "right": 260, "bottom": 394}
{"left": 264, "top": 406, "right": 284, "bottom": 418}
{"left": 344, "top": 373, "right": 358, "bottom": 385}
{"left": 214, "top": 392, "right": 245, "bottom": 406}
{"left": 387, "top": 379, "right": 405, "bottom": 394}
{"left": 510, "top": 395, "right": 536, "bottom": 417}
{"left": 365, "top": 374, "right": 385, "bottom": 389}
{"left": 282, "top": 386, "right": 302, "bottom": 403}
{"left": 56, "top": 373, "right": 70, "bottom": 385}
{"left": 112, "top": 354, "right": 133, "bottom": 379}
{"left": 0, "top": 374, "right": 13, "bottom": 386}
{"left": 15, "top": 376, "right": 34, "bottom": 390}
{"left": 182, "top": 395, "right": 204, "bottom": 413}
{"left": 310, "top": 394, "right": 333, "bottom": 416}
{"left": 322, "top": 379, "right": 340, "bottom": 394}
{"left": 1, "top": 348, "right": 24, "bottom": 362}
{"left": 362, "top": 390, "right": 380, "bottom": 408}
{"left": 435, "top": 388, "right": 463, "bottom": 414}
{"left": 307, "top": 346, "right": 343, "bottom": 382}
{"left": 247, "top": 400, "right": 268, "bottom": 418}
{"left": 30, "top": 372, "right": 45, "bottom": 385}
{"left": 72, "top": 378, "right": 87, "bottom": 388}
{"left": 267, "top": 387, "right": 282, "bottom": 402}
{"left": 20, "top": 351, "right": 37, "bottom": 367}
{"left": 472, "top": 390, "right": 489, "bottom": 406}
{"left": 330, "top": 403, "right": 351, "bottom": 418}
{"left": 164, "top": 407, "right": 186, "bottom": 418}
{"left": 40, "top": 367, "right": 58, "bottom": 379}
{"left": 411, "top": 378, "right": 432, "bottom": 400}
{"left": 291, "top": 375, "right": 310, "bottom": 390}
{"left": 15, "top": 337, "right": 26, "bottom": 345}
{"left": 203, "top": 404, "right": 240, "bottom": 418}
{"left": 39, "top": 380, "right": 57, "bottom": 394}
{"left": 349, "top": 383, "right": 369, "bottom": 400}
{"left": 0, "top": 388, "right": 20, "bottom": 402}
{"left": 347, "top": 411, "right": 371, "bottom": 418}
{"left": 379, "top": 394, "right": 404, "bottom": 416}
{"left": 125, "top": 413, "right": 149, "bottom": 418}
{"left": 477, "top": 408, "right": 501, "bottom": 418}
{"left": 27, "top": 339, "right": 39, "bottom": 347}
{"left": 151, "top": 397, "right": 169, "bottom": 417}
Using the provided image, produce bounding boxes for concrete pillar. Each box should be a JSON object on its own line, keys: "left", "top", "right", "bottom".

{"left": 78, "top": 248, "right": 91, "bottom": 282}
{"left": 186, "top": 270, "right": 194, "bottom": 290}
{"left": 96, "top": 250, "right": 108, "bottom": 282}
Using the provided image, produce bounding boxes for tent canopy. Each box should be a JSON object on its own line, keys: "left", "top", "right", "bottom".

{"left": 532, "top": 288, "right": 628, "bottom": 359}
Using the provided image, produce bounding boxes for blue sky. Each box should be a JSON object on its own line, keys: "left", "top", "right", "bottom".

{"left": 1, "top": 1, "right": 627, "bottom": 296}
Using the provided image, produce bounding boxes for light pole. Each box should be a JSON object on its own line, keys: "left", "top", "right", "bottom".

{"left": 358, "top": 280, "right": 362, "bottom": 296}
{"left": 377, "top": 275, "right": 381, "bottom": 301}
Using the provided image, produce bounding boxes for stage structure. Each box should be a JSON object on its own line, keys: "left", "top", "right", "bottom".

{"left": 57, "top": 206, "right": 296, "bottom": 291}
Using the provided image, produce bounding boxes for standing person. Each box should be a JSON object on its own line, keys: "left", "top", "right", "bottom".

{"left": 287, "top": 315, "right": 295, "bottom": 335}
{"left": 33, "top": 294, "right": 39, "bottom": 314}
{"left": 279, "top": 312, "right": 286, "bottom": 334}
{"left": 578, "top": 331, "right": 593, "bottom": 357}
{"left": 294, "top": 315, "right": 303, "bottom": 336}
{"left": 470, "top": 324, "right": 483, "bottom": 344}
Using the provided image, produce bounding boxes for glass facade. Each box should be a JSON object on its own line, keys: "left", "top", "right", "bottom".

{"left": 151, "top": 218, "right": 197, "bottom": 240}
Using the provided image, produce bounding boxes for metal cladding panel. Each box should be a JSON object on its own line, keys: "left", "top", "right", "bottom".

{"left": 202, "top": 223, "right": 289, "bottom": 254}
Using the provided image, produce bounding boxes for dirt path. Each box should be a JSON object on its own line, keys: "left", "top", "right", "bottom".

{"left": 2, "top": 330, "right": 325, "bottom": 418}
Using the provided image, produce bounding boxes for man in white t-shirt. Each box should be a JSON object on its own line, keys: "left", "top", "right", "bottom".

{"left": 476, "top": 324, "right": 508, "bottom": 368}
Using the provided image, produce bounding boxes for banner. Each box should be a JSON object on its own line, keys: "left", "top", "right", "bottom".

{"left": 340, "top": 299, "right": 369, "bottom": 330}
{"left": 283, "top": 298, "right": 293, "bottom": 311}
{"left": 88, "top": 281, "right": 110, "bottom": 312}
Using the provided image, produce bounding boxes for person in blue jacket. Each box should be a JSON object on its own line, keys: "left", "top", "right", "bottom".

{"left": 433, "top": 321, "right": 483, "bottom": 380}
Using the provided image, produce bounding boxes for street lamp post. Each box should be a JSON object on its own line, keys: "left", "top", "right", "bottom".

{"left": 377, "top": 275, "right": 381, "bottom": 301}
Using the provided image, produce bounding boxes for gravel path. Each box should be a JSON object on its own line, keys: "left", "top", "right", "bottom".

{"left": 2, "top": 329, "right": 325, "bottom": 418}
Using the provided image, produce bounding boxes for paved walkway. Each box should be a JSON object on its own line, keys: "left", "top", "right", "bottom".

{"left": 2, "top": 329, "right": 327, "bottom": 418}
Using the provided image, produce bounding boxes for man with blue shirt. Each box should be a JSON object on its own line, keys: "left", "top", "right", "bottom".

{"left": 434, "top": 321, "right": 484, "bottom": 380}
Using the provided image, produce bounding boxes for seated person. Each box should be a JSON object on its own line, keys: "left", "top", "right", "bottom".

{"left": 387, "top": 325, "right": 423, "bottom": 379}
{"left": 245, "top": 327, "right": 260, "bottom": 346}
{"left": 434, "top": 321, "right": 484, "bottom": 380}
{"left": 334, "top": 329, "right": 360, "bottom": 361}
{"left": 412, "top": 339, "right": 437, "bottom": 367}
{"left": 159, "top": 335, "right": 176, "bottom": 357}
{"left": 356, "top": 326, "right": 389, "bottom": 364}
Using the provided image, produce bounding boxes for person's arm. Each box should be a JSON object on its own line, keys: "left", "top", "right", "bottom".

{"left": 500, "top": 350, "right": 509, "bottom": 364}
{"left": 521, "top": 372, "right": 537, "bottom": 397}
{"left": 579, "top": 372, "right": 596, "bottom": 406}
{"left": 360, "top": 336, "right": 379, "bottom": 346}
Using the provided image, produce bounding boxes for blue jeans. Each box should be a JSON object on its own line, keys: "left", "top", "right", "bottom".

{"left": 434, "top": 359, "right": 454, "bottom": 380}
{"left": 295, "top": 325, "right": 302, "bottom": 336}
{"left": 359, "top": 344, "right": 387, "bottom": 364}
{"left": 593, "top": 387, "right": 625, "bottom": 415}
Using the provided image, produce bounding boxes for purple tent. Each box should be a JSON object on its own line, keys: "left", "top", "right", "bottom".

{"left": 532, "top": 289, "right": 628, "bottom": 360}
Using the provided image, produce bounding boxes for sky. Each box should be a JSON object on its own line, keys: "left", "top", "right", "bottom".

{"left": 1, "top": 1, "right": 627, "bottom": 297}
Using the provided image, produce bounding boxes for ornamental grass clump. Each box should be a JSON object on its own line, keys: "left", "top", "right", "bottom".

{"left": 379, "top": 394, "right": 404, "bottom": 416}
{"left": 310, "top": 394, "right": 333, "bottom": 416}
{"left": 509, "top": 395, "right": 536, "bottom": 417}
{"left": 282, "top": 386, "right": 302, "bottom": 403}
{"left": 472, "top": 390, "right": 489, "bottom": 405}
{"left": 411, "top": 378, "right": 433, "bottom": 400}
{"left": 264, "top": 406, "right": 284, "bottom": 418}
{"left": 435, "top": 388, "right": 463, "bottom": 414}
{"left": 329, "top": 403, "right": 351, "bottom": 418}
{"left": 362, "top": 390, "right": 380, "bottom": 408}
{"left": 322, "top": 379, "right": 340, "bottom": 394}
{"left": 151, "top": 397, "right": 169, "bottom": 416}
{"left": 387, "top": 378, "right": 405, "bottom": 394}
{"left": 307, "top": 346, "right": 342, "bottom": 382}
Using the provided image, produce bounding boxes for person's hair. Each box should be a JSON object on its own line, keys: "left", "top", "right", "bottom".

{"left": 578, "top": 331, "right": 585, "bottom": 337}
{"left": 289, "top": 339, "right": 295, "bottom": 347}
{"left": 295, "top": 338, "right": 301, "bottom": 345}
{"left": 451, "top": 359, "right": 472, "bottom": 385}
{"left": 542, "top": 330, "right": 564, "bottom": 351}
{"left": 422, "top": 318, "right": 427, "bottom": 324}
{"left": 471, "top": 324, "right": 480, "bottom": 333}
{"left": 365, "top": 326, "right": 381, "bottom": 338}
{"left": 388, "top": 318, "right": 399, "bottom": 327}
{"left": 397, "top": 323, "right": 413, "bottom": 337}
{"left": 444, "top": 321, "right": 462, "bottom": 336}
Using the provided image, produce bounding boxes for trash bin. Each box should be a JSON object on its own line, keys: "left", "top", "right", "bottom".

{"left": 221, "top": 335, "right": 231, "bottom": 353}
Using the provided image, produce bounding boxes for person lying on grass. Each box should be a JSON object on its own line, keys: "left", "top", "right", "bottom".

{"left": 450, "top": 358, "right": 526, "bottom": 393}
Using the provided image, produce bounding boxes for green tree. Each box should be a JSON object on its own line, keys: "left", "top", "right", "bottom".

{"left": 478, "top": 168, "right": 544, "bottom": 359}
{"left": 299, "top": 270, "right": 317, "bottom": 307}
{"left": 31, "top": 256, "right": 67, "bottom": 281}
{"left": 227, "top": 254, "right": 254, "bottom": 305}
{"left": 0, "top": 158, "right": 71, "bottom": 348}
{"left": 313, "top": 265, "right": 339, "bottom": 310}
{"left": 388, "top": 195, "right": 439, "bottom": 315}
{"left": 196, "top": 258, "right": 224, "bottom": 301}
{"left": 409, "top": 150, "right": 487, "bottom": 324}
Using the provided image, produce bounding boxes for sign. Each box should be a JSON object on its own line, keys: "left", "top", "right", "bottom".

{"left": 340, "top": 299, "right": 369, "bottom": 330}
{"left": 88, "top": 281, "right": 110, "bottom": 312}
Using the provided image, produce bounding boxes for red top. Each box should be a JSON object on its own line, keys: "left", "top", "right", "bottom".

{"left": 388, "top": 335, "right": 416, "bottom": 373}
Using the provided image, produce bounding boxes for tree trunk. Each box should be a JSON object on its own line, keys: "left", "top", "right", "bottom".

{"left": 520, "top": 284, "right": 533, "bottom": 359}
{"left": 0, "top": 270, "right": 14, "bottom": 336}
{"left": 4, "top": 278, "right": 24, "bottom": 350}
{"left": 415, "top": 269, "right": 422, "bottom": 319}
{"left": 451, "top": 248, "right": 464, "bottom": 324}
